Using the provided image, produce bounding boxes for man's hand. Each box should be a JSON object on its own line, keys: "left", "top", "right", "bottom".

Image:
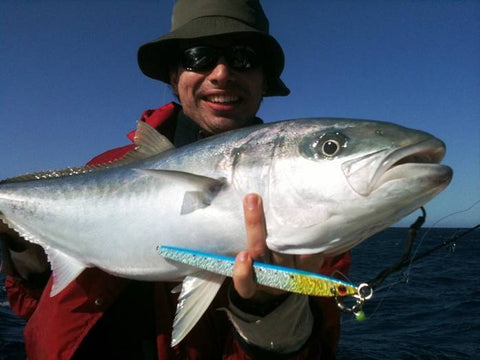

{"left": 0, "top": 222, "right": 49, "bottom": 279}
{"left": 0, "top": 222, "right": 28, "bottom": 252}
{"left": 233, "top": 193, "right": 324, "bottom": 303}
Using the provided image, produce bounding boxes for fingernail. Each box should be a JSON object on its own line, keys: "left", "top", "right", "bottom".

{"left": 245, "top": 194, "right": 258, "bottom": 211}
{"left": 237, "top": 252, "right": 248, "bottom": 263}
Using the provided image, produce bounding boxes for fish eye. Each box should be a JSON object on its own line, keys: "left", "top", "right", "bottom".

{"left": 314, "top": 133, "right": 347, "bottom": 158}
{"left": 322, "top": 139, "right": 340, "bottom": 156}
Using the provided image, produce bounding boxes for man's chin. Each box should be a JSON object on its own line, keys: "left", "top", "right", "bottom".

{"left": 206, "top": 116, "right": 246, "bottom": 134}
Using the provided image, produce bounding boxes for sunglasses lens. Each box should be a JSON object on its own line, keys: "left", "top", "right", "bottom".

{"left": 182, "top": 46, "right": 260, "bottom": 72}
{"left": 182, "top": 47, "right": 218, "bottom": 71}
{"left": 227, "top": 46, "right": 260, "bottom": 71}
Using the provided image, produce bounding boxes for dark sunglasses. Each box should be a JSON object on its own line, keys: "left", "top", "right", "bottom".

{"left": 181, "top": 45, "right": 261, "bottom": 72}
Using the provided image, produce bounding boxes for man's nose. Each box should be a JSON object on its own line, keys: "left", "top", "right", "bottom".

{"left": 207, "top": 57, "right": 234, "bottom": 86}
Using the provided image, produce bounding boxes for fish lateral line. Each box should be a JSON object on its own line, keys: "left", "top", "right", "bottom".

{"left": 158, "top": 245, "right": 358, "bottom": 297}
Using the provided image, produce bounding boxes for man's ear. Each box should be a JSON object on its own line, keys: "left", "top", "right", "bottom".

{"left": 170, "top": 69, "right": 179, "bottom": 95}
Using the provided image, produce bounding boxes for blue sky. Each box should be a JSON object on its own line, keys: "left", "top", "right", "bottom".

{"left": 1, "top": 1, "right": 479, "bottom": 227}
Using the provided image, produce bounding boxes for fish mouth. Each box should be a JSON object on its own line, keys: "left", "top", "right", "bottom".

{"left": 342, "top": 138, "right": 452, "bottom": 196}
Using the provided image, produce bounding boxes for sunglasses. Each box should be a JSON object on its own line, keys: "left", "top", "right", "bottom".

{"left": 181, "top": 45, "right": 261, "bottom": 72}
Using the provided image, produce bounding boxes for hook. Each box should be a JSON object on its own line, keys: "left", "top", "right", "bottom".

{"left": 334, "top": 283, "right": 373, "bottom": 321}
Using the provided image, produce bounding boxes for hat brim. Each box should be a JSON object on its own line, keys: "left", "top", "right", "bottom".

{"left": 138, "top": 16, "right": 289, "bottom": 96}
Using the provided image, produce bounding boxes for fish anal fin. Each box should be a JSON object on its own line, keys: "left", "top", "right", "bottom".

{"left": 0, "top": 214, "right": 86, "bottom": 294}
{"left": 47, "top": 248, "right": 89, "bottom": 296}
{"left": 171, "top": 272, "right": 225, "bottom": 347}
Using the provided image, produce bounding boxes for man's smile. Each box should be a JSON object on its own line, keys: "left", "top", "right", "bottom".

{"left": 204, "top": 94, "right": 241, "bottom": 104}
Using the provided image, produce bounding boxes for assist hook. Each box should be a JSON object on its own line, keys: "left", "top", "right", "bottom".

{"left": 335, "top": 283, "right": 373, "bottom": 321}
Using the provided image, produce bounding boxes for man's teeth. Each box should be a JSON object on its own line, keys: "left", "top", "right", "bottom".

{"left": 206, "top": 95, "right": 239, "bottom": 103}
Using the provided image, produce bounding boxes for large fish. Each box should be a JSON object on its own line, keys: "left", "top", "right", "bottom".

{"left": 0, "top": 118, "right": 452, "bottom": 344}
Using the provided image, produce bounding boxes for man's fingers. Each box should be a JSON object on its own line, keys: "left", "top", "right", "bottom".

{"left": 243, "top": 193, "right": 269, "bottom": 262}
{"left": 233, "top": 251, "right": 285, "bottom": 299}
{"left": 233, "top": 251, "right": 257, "bottom": 299}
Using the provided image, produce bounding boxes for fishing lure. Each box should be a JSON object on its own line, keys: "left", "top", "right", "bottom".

{"left": 159, "top": 245, "right": 358, "bottom": 298}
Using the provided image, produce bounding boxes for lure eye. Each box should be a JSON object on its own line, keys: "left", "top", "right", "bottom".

{"left": 314, "top": 132, "right": 347, "bottom": 158}
{"left": 337, "top": 285, "right": 347, "bottom": 296}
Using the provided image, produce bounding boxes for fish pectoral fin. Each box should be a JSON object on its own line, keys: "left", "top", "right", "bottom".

{"left": 180, "top": 177, "right": 226, "bottom": 215}
{"left": 47, "top": 248, "right": 89, "bottom": 296}
{"left": 134, "top": 169, "right": 226, "bottom": 215}
{"left": 171, "top": 271, "right": 225, "bottom": 347}
{"left": 181, "top": 189, "right": 220, "bottom": 214}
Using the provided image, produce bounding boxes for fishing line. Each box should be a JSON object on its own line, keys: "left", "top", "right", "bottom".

{"left": 428, "top": 198, "right": 480, "bottom": 228}
{"left": 341, "top": 281, "right": 397, "bottom": 324}
{"left": 403, "top": 199, "right": 480, "bottom": 280}
{"left": 338, "top": 210, "right": 428, "bottom": 320}
{"left": 368, "top": 199, "right": 480, "bottom": 290}
{"left": 365, "top": 206, "right": 426, "bottom": 290}
{"left": 413, "top": 198, "right": 479, "bottom": 246}
{"left": 338, "top": 201, "right": 480, "bottom": 319}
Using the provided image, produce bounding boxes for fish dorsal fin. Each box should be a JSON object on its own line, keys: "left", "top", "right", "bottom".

{"left": 92, "top": 121, "right": 175, "bottom": 166}
{"left": 119, "top": 121, "right": 175, "bottom": 164}
{"left": 0, "top": 122, "right": 174, "bottom": 185}
{"left": 47, "top": 248, "right": 89, "bottom": 296}
{"left": 171, "top": 272, "right": 225, "bottom": 346}
{"left": 134, "top": 120, "right": 175, "bottom": 156}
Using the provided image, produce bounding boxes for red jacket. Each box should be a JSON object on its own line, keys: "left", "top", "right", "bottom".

{"left": 6, "top": 103, "right": 351, "bottom": 359}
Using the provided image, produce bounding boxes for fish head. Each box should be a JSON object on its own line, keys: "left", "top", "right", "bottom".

{"left": 264, "top": 118, "right": 453, "bottom": 255}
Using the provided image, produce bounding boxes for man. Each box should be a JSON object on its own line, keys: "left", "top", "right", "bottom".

{"left": 1, "top": 1, "right": 350, "bottom": 358}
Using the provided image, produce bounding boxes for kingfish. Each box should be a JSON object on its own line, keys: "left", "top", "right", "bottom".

{"left": 0, "top": 118, "right": 452, "bottom": 344}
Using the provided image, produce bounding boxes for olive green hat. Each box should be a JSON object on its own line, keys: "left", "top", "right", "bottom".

{"left": 137, "top": 0, "right": 289, "bottom": 96}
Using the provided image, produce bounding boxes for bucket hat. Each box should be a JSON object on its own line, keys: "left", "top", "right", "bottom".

{"left": 137, "top": 0, "right": 289, "bottom": 96}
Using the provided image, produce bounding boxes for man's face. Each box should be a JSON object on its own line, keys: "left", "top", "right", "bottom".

{"left": 170, "top": 41, "right": 266, "bottom": 134}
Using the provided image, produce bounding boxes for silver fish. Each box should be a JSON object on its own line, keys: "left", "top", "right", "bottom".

{"left": 0, "top": 118, "right": 452, "bottom": 344}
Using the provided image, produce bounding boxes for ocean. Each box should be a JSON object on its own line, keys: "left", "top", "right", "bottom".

{"left": 1, "top": 227, "right": 479, "bottom": 359}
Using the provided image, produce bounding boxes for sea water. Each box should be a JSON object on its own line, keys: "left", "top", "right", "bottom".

{"left": 338, "top": 227, "right": 480, "bottom": 359}
{"left": 1, "top": 227, "right": 479, "bottom": 359}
